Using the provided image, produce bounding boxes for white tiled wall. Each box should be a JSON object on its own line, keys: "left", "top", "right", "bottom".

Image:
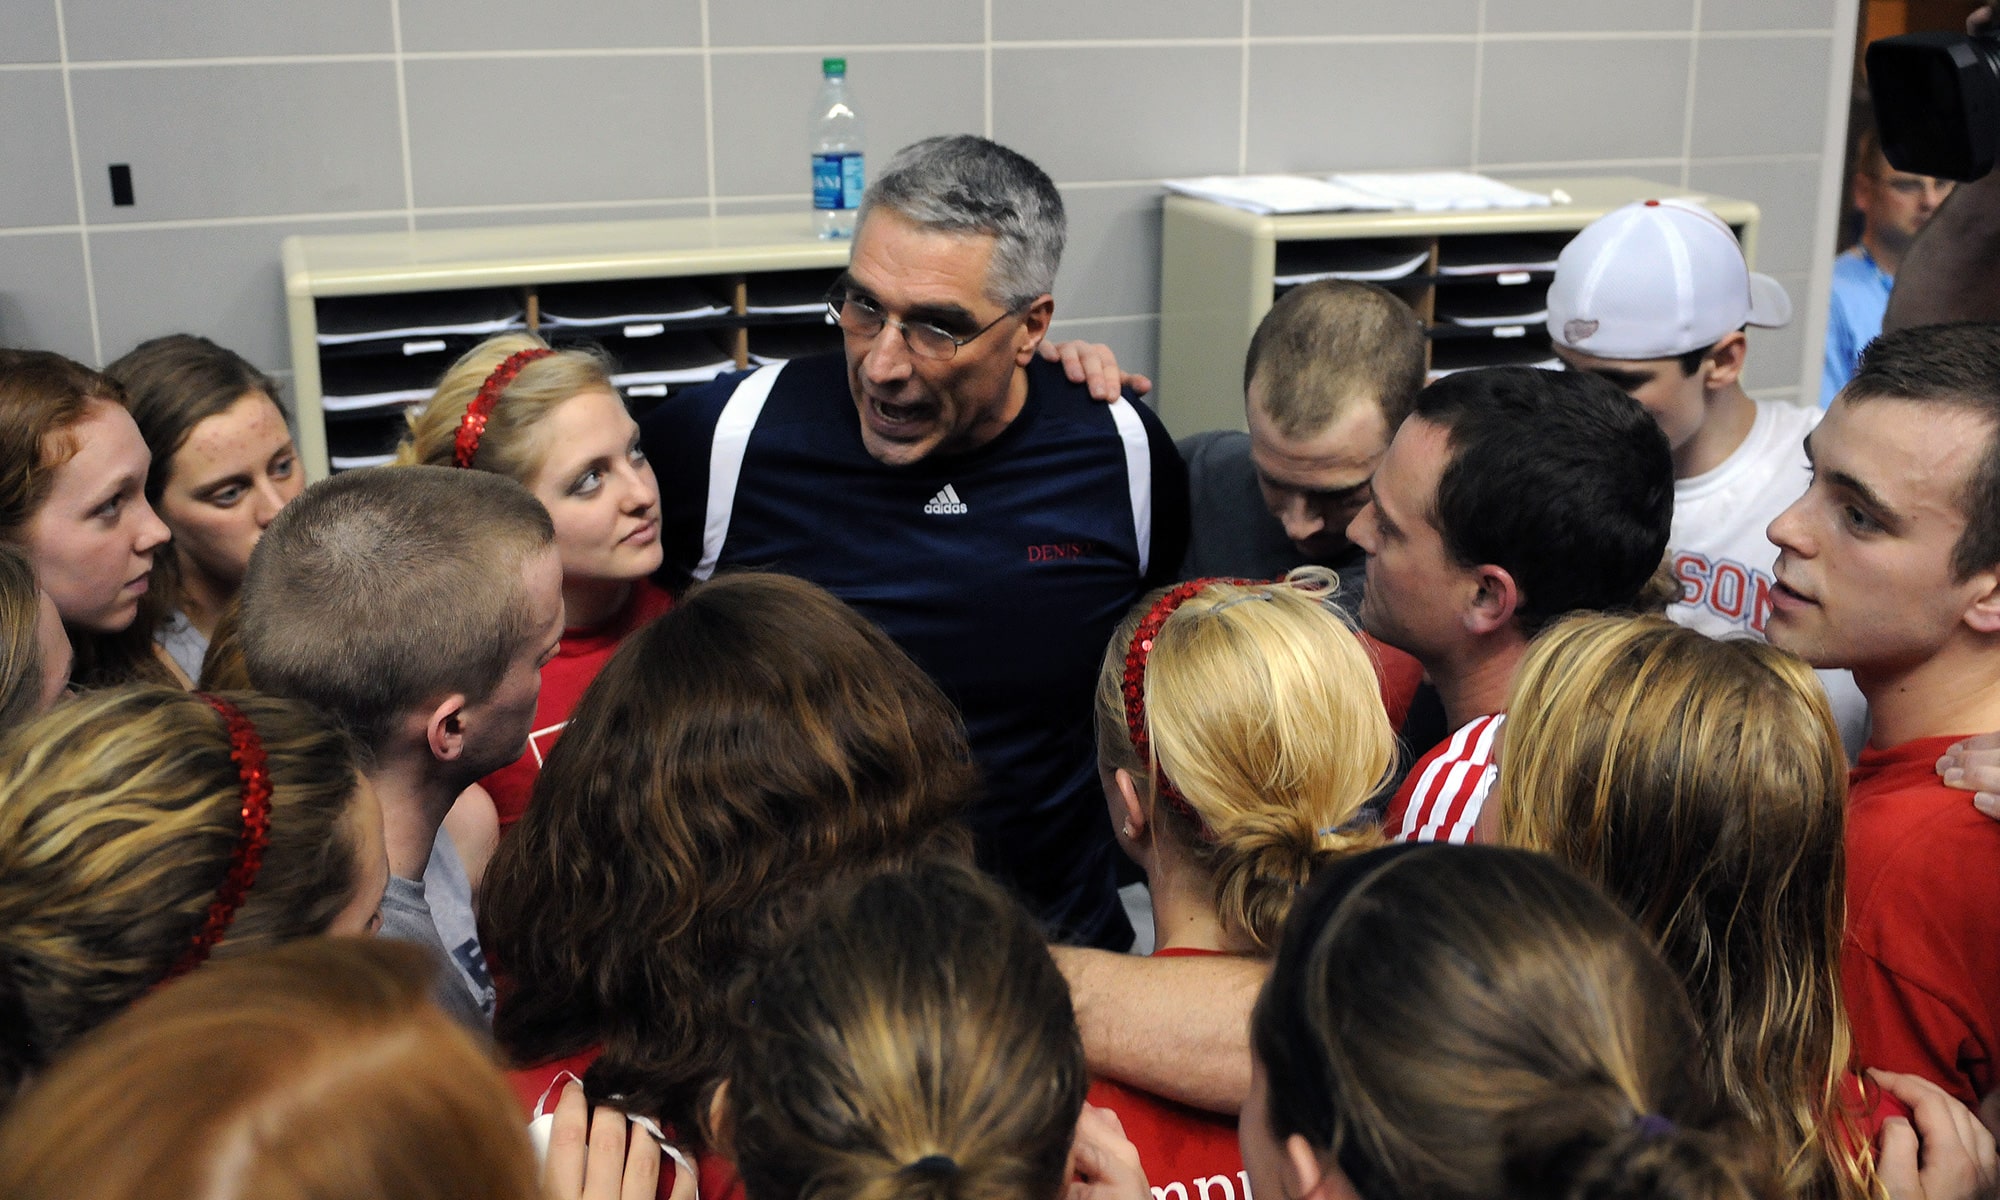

{"left": 0, "top": 0, "right": 1856, "bottom": 407}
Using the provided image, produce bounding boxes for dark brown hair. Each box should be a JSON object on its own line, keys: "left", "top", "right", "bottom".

{"left": 0, "top": 938, "right": 541, "bottom": 1200}
{"left": 1256, "top": 845, "right": 1774, "bottom": 1200}
{"left": 725, "top": 861, "right": 1086, "bottom": 1200}
{"left": 1842, "top": 322, "right": 2000, "bottom": 580}
{"left": 481, "top": 571, "right": 978, "bottom": 1139}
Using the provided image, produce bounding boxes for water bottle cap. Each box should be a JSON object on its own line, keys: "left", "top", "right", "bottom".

{"left": 823, "top": 57, "right": 846, "bottom": 76}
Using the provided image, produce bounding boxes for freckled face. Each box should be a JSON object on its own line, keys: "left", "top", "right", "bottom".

{"left": 156, "top": 390, "right": 303, "bottom": 593}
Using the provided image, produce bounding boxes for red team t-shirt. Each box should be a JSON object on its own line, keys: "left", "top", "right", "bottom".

{"left": 482, "top": 579, "right": 673, "bottom": 831}
{"left": 1084, "top": 947, "right": 1246, "bottom": 1200}
{"left": 1841, "top": 733, "right": 2000, "bottom": 1106}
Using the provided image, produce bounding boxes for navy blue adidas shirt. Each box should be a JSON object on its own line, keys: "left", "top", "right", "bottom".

{"left": 642, "top": 352, "right": 1189, "bottom": 948}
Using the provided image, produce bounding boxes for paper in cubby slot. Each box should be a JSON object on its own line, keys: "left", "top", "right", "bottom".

{"left": 1426, "top": 334, "right": 1560, "bottom": 382}
{"left": 326, "top": 413, "right": 410, "bottom": 472}
{"left": 607, "top": 331, "right": 736, "bottom": 388}
{"left": 744, "top": 268, "right": 844, "bottom": 315}
{"left": 1273, "top": 240, "right": 1431, "bottom": 286}
{"left": 318, "top": 353, "right": 449, "bottom": 415}
{"left": 1433, "top": 284, "right": 1550, "bottom": 328}
{"left": 1327, "top": 172, "right": 1552, "bottom": 213}
{"left": 1435, "top": 235, "right": 1565, "bottom": 277}
{"left": 536, "top": 278, "right": 731, "bottom": 330}
{"left": 1162, "top": 175, "right": 1400, "bottom": 215}
{"left": 747, "top": 321, "right": 845, "bottom": 366}
{"left": 316, "top": 288, "right": 526, "bottom": 346}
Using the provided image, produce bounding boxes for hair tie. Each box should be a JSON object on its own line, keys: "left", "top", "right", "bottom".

{"left": 902, "top": 1155, "right": 960, "bottom": 1180}
{"left": 454, "top": 347, "right": 555, "bottom": 468}
{"left": 1635, "top": 1114, "right": 1676, "bottom": 1139}
{"left": 1121, "top": 578, "right": 1257, "bottom": 842}
{"left": 162, "top": 694, "right": 274, "bottom": 982}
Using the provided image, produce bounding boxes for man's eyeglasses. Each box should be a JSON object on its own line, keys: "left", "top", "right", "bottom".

{"left": 824, "top": 287, "right": 1020, "bottom": 362}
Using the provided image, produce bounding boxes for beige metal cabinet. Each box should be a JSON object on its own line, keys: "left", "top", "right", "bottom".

{"left": 283, "top": 214, "right": 851, "bottom": 479}
{"left": 1154, "top": 176, "right": 1760, "bottom": 436}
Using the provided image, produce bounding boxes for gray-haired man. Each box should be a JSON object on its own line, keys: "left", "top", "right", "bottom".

{"left": 641, "top": 135, "right": 1190, "bottom": 951}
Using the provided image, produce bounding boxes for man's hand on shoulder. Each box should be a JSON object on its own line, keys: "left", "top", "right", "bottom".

{"left": 1938, "top": 732, "right": 2000, "bottom": 819}
{"left": 1040, "top": 340, "right": 1154, "bottom": 403}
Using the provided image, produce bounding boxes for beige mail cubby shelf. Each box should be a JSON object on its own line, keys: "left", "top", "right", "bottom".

{"left": 283, "top": 215, "right": 852, "bottom": 479}
{"left": 1154, "top": 176, "right": 1760, "bottom": 437}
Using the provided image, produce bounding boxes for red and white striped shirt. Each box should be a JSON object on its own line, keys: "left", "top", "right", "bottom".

{"left": 1382, "top": 714, "right": 1506, "bottom": 844}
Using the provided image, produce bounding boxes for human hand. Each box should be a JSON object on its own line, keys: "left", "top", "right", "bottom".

{"left": 1066, "top": 1103, "right": 1151, "bottom": 1200}
{"left": 542, "top": 1079, "right": 668, "bottom": 1200}
{"left": 1936, "top": 732, "right": 2000, "bottom": 819}
{"left": 1970, "top": 6, "right": 1994, "bottom": 36}
{"left": 1039, "top": 339, "right": 1154, "bottom": 401}
{"left": 1872, "top": 1069, "right": 2000, "bottom": 1200}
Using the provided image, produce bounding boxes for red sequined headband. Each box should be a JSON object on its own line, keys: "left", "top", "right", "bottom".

{"left": 454, "top": 347, "right": 555, "bottom": 469}
{"left": 162, "top": 694, "right": 275, "bottom": 982}
{"left": 1120, "top": 578, "right": 1255, "bottom": 841}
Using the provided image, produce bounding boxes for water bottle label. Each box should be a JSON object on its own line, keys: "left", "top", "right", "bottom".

{"left": 814, "top": 152, "right": 863, "bottom": 211}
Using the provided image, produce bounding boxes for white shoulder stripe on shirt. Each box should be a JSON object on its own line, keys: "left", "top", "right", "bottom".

{"left": 695, "top": 363, "right": 786, "bottom": 581}
{"left": 1106, "top": 397, "right": 1153, "bottom": 577}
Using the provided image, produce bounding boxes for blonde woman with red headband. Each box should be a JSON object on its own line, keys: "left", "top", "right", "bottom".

{"left": 397, "top": 335, "right": 670, "bottom": 835}
{"left": 1086, "top": 568, "right": 1394, "bottom": 1195}
{"left": 0, "top": 685, "right": 386, "bottom": 1108}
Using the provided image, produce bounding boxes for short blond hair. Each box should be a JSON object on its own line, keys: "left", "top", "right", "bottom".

{"left": 1245, "top": 281, "right": 1426, "bottom": 437}
{"left": 396, "top": 332, "right": 618, "bottom": 485}
{"left": 237, "top": 466, "right": 554, "bottom": 753}
{"left": 1095, "top": 568, "right": 1393, "bottom": 952}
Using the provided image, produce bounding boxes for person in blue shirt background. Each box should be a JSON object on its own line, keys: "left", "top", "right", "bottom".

{"left": 1823, "top": 126, "right": 1954, "bottom": 407}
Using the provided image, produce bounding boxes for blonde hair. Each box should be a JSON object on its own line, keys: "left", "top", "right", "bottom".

{"left": 0, "top": 937, "right": 541, "bottom": 1200}
{"left": 395, "top": 332, "right": 618, "bottom": 483}
{"left": 0, "top": 686, "right": 368, "bottom": 1104}
{"left": 1094, "top": 568, "right": 1393, "bottom": 953}
{"left": 725, "top": 860, "right": 1086, "bottom": 1200}
{"left": 1492, "top": 615, "right": 1868, "bottom": 1200}
{"left": 0, "top": 544, "right": 46, "bottom": 731}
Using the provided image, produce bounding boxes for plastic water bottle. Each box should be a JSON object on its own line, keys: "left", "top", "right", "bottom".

{"left": 811, "top": 57, "right": 864, "bottom": 239}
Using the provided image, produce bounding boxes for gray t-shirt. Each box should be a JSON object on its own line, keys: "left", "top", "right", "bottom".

{"left": 156, "top": 610, "right": 208, "bottom": 683}
{"left": 378, "top": 829, "right": 495, "bottom": 1028}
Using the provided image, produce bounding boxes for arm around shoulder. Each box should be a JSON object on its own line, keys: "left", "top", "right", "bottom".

{"left": 1053, "top": 945, "right": 1265, "bottom": 1115}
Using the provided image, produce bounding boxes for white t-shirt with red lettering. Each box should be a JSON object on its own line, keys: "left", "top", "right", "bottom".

{"left": 1668, "top": 399, "right": 1868, "bottom": 755}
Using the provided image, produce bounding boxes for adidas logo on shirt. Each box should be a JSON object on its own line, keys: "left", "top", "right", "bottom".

{"left": 924, "top": 484, "right": 969, "bottom": 515}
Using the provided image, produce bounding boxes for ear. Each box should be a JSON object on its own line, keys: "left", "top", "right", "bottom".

{"left": 705, "top": 1079, "right": 736, "bottom": 1163}
{"left": 1462, "top": 563, "right": 1522, "bottom": 637}
{"left": 424, "top": 694, "right": 471, "bottom": 764}
{"left": 1703, "top": 332, "right": 1748, "bottom": 390}
{"left": 1114, "top": 767, "right": 1149, "bottom": 843}
{"left": 1283, "top": 1135, "right": 1353, "bottom": 1200}
{"left": 1014, "top": 294, "right": 1056, "bottom": 365}
{"left": 1962, "top": 569, "right": 2000, "bottom": 636}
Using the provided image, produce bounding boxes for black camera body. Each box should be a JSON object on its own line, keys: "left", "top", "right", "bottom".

{"left": 1867, "top": 31, "right": 2000, "bottom": 181}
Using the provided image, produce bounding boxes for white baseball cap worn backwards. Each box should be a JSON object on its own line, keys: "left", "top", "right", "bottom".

{"left": 1545, "top": 197, "right": 1793, "bottom": 360}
